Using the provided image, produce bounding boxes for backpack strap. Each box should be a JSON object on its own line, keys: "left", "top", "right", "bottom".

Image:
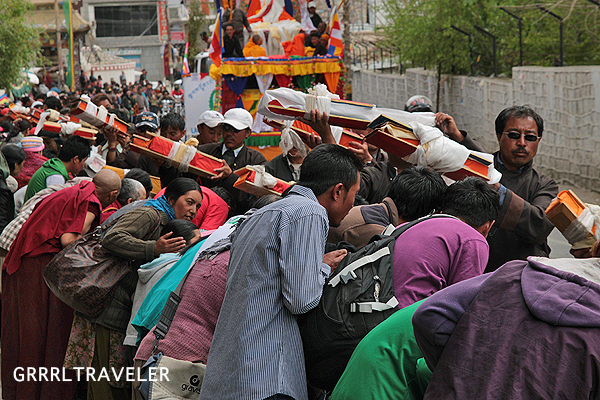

{"left": 329, "top": 214, "right": 458, "bottom": 288}
{"left": 350, "top": 296, "right": 399, "bottom": 313}
{"left": 329, "top": 247, "right": 391, "bottom": 287}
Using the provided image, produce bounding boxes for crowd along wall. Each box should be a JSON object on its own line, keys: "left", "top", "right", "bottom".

{"left": 353, "top": 66, "right": 600, "bottom": 192}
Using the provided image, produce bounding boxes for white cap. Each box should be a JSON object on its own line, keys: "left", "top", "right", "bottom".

{"left": 222, "top": 108, "right": 254, "bottom": 131}
{"left": 197, "top": 110, "right": 224, "bottom": 128}
{"left": 307, "top": 1, "right": 316, "bottom": 7}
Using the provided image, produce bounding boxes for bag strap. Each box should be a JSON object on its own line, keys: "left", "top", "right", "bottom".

{"left": 388, "top": 213, "right": 458, "bottom": 240}
{"left": 328, "top": 214, "right": 458, "bottom": 288}
{"left": 151, "top": 265, "right": 193, "bottom": 355}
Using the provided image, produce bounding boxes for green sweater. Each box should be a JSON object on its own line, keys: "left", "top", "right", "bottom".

{"left": 24, "top": 158, "right": 70, "bottom": 203}
{"left": 331, "top": 300, "right": 432, "bottom": 400}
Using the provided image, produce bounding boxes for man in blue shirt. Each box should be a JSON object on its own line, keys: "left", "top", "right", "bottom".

{"left": 200, "top": 144, "right": 363, "bottom": 400}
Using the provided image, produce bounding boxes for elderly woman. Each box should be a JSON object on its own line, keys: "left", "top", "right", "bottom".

{"left": 63, "top": 177, "right": 203, "bottom": 400}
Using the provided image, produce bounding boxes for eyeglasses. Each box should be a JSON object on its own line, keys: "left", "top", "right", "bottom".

{"left": 223, "top": 124, "right": 243, "bottom": 133}
{"left": 503, "top": 131, "right": 539, "bottom": 142}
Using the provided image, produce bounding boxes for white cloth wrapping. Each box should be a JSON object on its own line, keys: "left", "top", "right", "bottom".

{"left": 94, "top": 105, "right": 109, "bottom": 127}
{"left": 47, "top": 109, "right": 61, "bottom": 122}
{"left": 257, "top": 88, "right": 436, "bottom": 128}
{"left": 405, "top": 122, "right": 502, "bottom": 184}
{"left": 11, "top": 105, "right": 30, "bottom": 114}
{"left": 250, "top": 165, "right": 277, "bottom": 188}
{"left": 405, "top": 122, "right": 470, "bottom": 172}
{"left": 166, "top": 142, "right": 197, "bottom": 173}
{"left": 280, "top": 120, "right": 308, "bottom": 158}
{"left": 562, "top": 206, "right": 600, "bottom": 245}
{"left": 33, "top": 111, "right": 51, "bottom": 136}
{"left": 60, "top": 122, "right": 82, "bottom": 137}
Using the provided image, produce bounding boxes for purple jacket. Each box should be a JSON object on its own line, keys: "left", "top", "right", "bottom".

{"left": 413, "top": 257, "right": 600, "bottom": 399}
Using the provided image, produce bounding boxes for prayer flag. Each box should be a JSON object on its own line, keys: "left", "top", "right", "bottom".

{"left": 327, "top": 8, "right": 343, "bottom": 56}
{"left": 62, "top": 0, "right": 75, "bottom": 90}
{"left": 209, "top": 9, "right": 223, "bottom": 68}
{"left": 0, "top": 93, "right": 9, "bottom": 105}
{"left": 182, "top": 42, "right": 191, "bottom": 75}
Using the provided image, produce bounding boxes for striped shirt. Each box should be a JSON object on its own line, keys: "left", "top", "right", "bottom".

{"left": 200, "top": 185, "right": 331, "bottom": 400}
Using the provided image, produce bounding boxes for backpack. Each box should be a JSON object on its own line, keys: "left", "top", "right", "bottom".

{"left": 299, "top": 214, "right": 455, "bottom": 391}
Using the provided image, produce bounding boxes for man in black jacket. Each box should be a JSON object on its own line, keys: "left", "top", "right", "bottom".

{"left": 199, "top": 108, "right": 266, "bottom": 214}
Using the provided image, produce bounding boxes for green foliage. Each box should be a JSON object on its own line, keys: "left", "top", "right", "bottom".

{"left": 0, "top": 0, "right": 41, "bottom": 90}
{"left": 382, "top": 0, "right": 600, "bottom": 76}
{"left": 188, "top": 0, "right": 206, "bottom": 61}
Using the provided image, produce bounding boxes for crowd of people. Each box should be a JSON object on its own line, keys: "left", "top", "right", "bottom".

{"left": 0, "top": 77, "right": 599, "bottom": 400}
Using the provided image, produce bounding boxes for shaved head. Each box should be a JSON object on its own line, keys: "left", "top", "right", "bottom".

{"left": 93, "top": 169, "right": 122, "bottom": 208}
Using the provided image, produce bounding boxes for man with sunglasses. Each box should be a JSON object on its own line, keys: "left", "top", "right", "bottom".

{"left": 437, "top": 106, "right": 558, "bottom": 272}
{"left": 485, "top": 106, "right": 558, "bottom": 272}
{"left": 198, "top": 108, "right": 267, "bottom": 214}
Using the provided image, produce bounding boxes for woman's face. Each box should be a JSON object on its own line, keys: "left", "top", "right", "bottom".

{"left": 169, "top": 190, "right": 202, "bottom": 221}
{"left": 12, "top": 160, "right": 24, "bottom": 177}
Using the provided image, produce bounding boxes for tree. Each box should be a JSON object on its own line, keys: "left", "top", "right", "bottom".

{"left": 382, "top": 0, "right": 600, "bottom": 76}
{"left": 0, "top": 0, "right": 40, "bottom": 91}
{"left": 187, "top": 0, "right": 206, "bottom": 62}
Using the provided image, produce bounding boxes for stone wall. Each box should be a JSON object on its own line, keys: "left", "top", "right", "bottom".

{"left": 353, "top": 66, "right": 600, "bottom": 191}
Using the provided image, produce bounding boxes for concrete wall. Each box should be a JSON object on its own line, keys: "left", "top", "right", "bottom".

{"left": 353, "top": 66, "right": 600, "bottom": 192}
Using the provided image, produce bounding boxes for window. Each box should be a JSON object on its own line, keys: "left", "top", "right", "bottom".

{"left": 95, "top": 5, "right": 158, "bottom": 37}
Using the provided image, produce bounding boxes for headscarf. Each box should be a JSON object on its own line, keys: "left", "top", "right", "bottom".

{"left": 145, "top": 195, "right": 176, "bottom": 220}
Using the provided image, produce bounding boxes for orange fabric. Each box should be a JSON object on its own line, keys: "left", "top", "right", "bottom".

{"left": 243, "top": 40, "right": 267, "bottom": 57}
{"left": 246, "top": 0, "right": 262, "bottom": 18}
{"left": 324, "top": 72, "right": 340, "bottom": 93}
{"left": 278, "top": 10, "right": 295, "bottom": 20}
{"left": 284, "top": 33, "right": 305, "bottom": 56}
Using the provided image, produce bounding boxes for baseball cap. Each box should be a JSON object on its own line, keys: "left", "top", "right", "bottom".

{"left": 198, "top": 110, "right": 224, "bottom": 128}
{"left": 308, "top": 1, "right": 316, "bottom": 7}
{"left": 20, "top": 136, "right": 45, "bottom": 152}
{"left": 221, "top": 108, "right": 253, "bottom": 131}
{"left": 135, "top": 111, "right": 159, "bottom": 130}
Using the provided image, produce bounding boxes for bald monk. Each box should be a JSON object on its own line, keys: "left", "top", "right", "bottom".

{"left": 243, "top": 34, "right": 267, "bottom": 57}
{"left": 1, "top": 169, "right": 121, "bottom": 400}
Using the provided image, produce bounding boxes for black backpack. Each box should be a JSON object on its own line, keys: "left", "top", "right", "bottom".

{"left": 299, "top": 214, "right": 454, "bottom": 391}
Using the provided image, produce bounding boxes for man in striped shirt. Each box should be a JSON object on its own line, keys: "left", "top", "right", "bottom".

{"left": 200, "top": 144, "right": 363, "bottom": 400}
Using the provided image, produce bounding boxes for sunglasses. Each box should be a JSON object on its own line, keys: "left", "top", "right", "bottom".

{"left": 503, "top": 131, "right": 539, "bottom": 142}
{"left": 223, "top": 124, "right": 243, "bottom": 133}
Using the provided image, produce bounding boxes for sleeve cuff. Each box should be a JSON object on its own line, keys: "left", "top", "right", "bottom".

{"left": 498, "top": 184, "right": 507, "bottom": 206}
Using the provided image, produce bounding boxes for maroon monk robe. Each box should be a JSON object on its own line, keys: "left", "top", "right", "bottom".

{"left": 1, "top": 180, "right": 101, "bottom": 400}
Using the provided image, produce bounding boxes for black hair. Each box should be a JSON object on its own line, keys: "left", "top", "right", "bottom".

{"left": 0, "top": 121, "right": 19, "bottom": 139}
{"left": 353, "top": 194, "right": 369, "bottom": 206}
{"left": 92, "top": 93, "right": 112, "bottom": 107}
{"left": 1, "top": 145, "right": 26, "bottom": 175}
{"left": 15, "top": 119, "right": 31, "bottom": 133}
{"left": 296, "top": 144, "right": 363, "bottom": 196}
{"left": 210, "top": 186, "right": 237, "bottom": 219}
{"left": 124, "top": 168, "right": 153, "bottom": 195}
{"left": 44, "top": 96, "right": 62, "bottom": 111}
{"left": 251, "top": 194, "right": 281, "bottom": 210}
{"left": 117, "top": 178, "right": 145, "bottom": 205}
{"left": 160, "top": 219, "right": 198, "bottom": 243}
{"left": 58, "top": 135, "right": 91, "bottom": 162}
{"left": 495, "top": 105, "right": 544, "bottom": 138}
{"left": 164, "top": 177, "right": 201, "bottom": 203}
{"left": 388, "top": 166, "right": 446, "bottom": 221}
{"left": 442, "top": 177, "right": 500, "bottom": 228}
{"left": 160, "top": 112, "right": 185, "bottom": 132}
